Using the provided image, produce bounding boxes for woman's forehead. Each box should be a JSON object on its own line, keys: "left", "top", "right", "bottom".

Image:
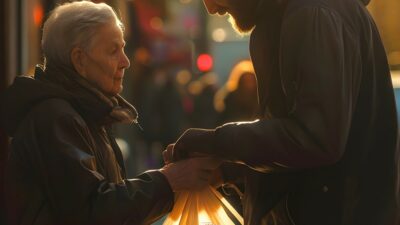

{"left": 92, "top": 23, "right": 125, "bottom": 45}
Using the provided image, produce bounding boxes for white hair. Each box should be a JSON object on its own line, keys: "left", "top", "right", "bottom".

{"left": 42, "top": 1, "right": 124, "bottom": 67}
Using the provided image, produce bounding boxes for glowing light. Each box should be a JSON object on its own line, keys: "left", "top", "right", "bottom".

{"left": 391, "top": 70, "right": 400, "bottom": 88}
{"left": 201, "top": 72, "right": 218, "bottom": 86}
{"left": 198, "top": 210, "right": 212, "bottom": 224}
{"left": 197, "top": 54, "right": 213, "bottom": 72}
{"left": 163, "top": 187, "right": 243, "bottom": 225}
{"left": 188, "top": 81, "right": 203, "bottom": 95}
{"left": 176, "top": 70, "right": 192, "bottom": 85}
{"left": 212, "top": 28, "right": 227, "bottom": 42}
{"left": 134, "top": 47, "right": 150, "bottom": 64}
{"left": 33, "top": 4, "right": 44, "bottom": 27}
{"left": 226, "top": 60, "right": 255, "bottom": 91}
{"left": 150, "top": 17, "right": 163, "bottom": 30}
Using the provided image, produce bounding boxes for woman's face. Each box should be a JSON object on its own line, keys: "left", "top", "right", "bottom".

{"left": 79, "top": 22, "right": 130, "bottom": 96}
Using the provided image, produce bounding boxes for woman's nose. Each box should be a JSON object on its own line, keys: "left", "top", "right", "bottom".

{"left": 120, "top": 51, "right": 130, "bottom": 69}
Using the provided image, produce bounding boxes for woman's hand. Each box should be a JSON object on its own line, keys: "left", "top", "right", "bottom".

{"left": 160, "top": 157, "right": 222, "bottom": 192}
{"left": 209, "top": 168, "right": 224, "bottom": 188}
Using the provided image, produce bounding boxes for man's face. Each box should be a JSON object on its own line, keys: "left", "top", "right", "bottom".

{"left": 81, "top": 22, "right": 130, "bottom": 96}
{"left": 203, "top": 0, "right": 259, "bottom": 33}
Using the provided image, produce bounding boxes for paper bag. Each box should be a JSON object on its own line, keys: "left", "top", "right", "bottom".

{"left": 163, "top": 186, "right": 243, "bottom": 225}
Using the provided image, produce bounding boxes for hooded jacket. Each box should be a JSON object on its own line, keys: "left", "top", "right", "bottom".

{"left": 1, "top": 66, "right": 173, "bottom": 225}
{"left": 174, "top": 0, "right": 400, "bottom": 224}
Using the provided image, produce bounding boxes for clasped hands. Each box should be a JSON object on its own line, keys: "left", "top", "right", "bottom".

{"left": 160, "top": 128, "right": 223, "bottom": 192}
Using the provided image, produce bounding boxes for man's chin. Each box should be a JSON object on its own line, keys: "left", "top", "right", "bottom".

{"left": 228, "top": 15, "right": 255, "bottom": 34}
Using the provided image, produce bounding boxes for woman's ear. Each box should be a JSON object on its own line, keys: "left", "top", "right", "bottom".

{"left": 71, "top": 47, "right": 87, "bottom": 77}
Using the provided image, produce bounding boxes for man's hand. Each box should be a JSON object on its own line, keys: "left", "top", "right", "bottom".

{"left": 162, "top": 144, "right": 174, "bottom": 165}
{"left": 160, "top": 157, "right": 222, "bottom": 192}
{"left": 166, "top": 128, "right": 215, "bottom": 162}
{"left": 162, "top": 142, "right": 215, "bottom": 165}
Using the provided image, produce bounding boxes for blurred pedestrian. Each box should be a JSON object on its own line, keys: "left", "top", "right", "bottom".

{"left": 215, "top": 60, "right": 258, "bottom": 124}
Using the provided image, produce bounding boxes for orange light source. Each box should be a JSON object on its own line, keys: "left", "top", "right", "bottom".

{"left": 197, "top": 54, "right": 213, "bottom": 72}
{"left": 33, "top": 4, "right": 44, "bottom": 27}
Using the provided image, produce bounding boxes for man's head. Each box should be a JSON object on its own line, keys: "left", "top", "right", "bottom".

{"left": 203, "top": 0, "right": 260, "bottom": 33}
{"left": 42, "top": 1, "right": 130, "bottom": 96}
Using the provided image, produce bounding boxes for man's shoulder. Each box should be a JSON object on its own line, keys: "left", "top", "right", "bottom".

{"left": 285, "top": 0, "right": 361, "bottom": 14}
{"left": 285, "top": 0, "right": 337, "bottom": 15}
{"left": 283, "top": 0, "right": 346, "bottom": 23}
{"left": 286, "top": 0, "right": 330, "bottom": 8}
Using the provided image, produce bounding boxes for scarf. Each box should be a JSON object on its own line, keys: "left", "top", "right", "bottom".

{"left": 35, "top": 62, "right": 138, "bottom": 125}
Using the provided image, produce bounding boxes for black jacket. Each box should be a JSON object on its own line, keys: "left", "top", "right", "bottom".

{"left": 1, "top": 67, "right": 173, "bottom": 225}
{"left": 196, "top": 0, "right": 400, "bottom": 224}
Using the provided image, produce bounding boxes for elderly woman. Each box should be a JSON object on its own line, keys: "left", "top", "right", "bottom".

{"left": 1, "top": 1, "right": 220, "bottom": 225}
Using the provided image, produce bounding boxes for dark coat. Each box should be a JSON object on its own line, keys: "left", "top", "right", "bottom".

{"left": 215, "top": 0, "right": 400, "bottom": 224}
{"left": 1, "top": 67, "right": 173, "bottom": 225}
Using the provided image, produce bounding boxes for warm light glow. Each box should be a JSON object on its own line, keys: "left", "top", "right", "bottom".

{"left": 226, "top": 60, "right": 255, "bottom": 91}
{"left": 214, "top": 90, "right": 226, "bottom": 112}
{"left": 163, "top": 186, "right": 243, "bottom": 225}
{"left": 150, "top": 17, "right": 163, "bottom": 30}
{"left": 214, "top": 60, "right": 255, "bottom": 113}
{"left": 212, "top": 28, "right": 227, "bottom": 42}
{"left": 176, "top": 70, "right": 192, "bottom": 85}
{"left": 198, "top": 210, "right": 213, "bottom": 224}
{"left": 197, "top": 54, "right": 213, "bottom": 72}
{"left": 134, "top": 47, "right": 151, "bottom": 64}
{"left": 33, "top": 4, "right": 44, "bottom": 27}
{"left": 389, "top": 51, "right": 400, "bottom": 66}
{"left": 391, "top": 70, "right": 400, "bottom": 88}
{"left": 188, "top": 81, "right": 203, "bottom": 95}
{"left": 201, "top": 72, "right": 218, "bottom": 86}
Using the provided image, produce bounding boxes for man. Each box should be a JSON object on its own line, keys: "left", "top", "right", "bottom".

{"left": 165, "top": 0, "right": 400, "bottom": 224}
{"left": 0, "top": 2, "right": 220, "bottom": 225}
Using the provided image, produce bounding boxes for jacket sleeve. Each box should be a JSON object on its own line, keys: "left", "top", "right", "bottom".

{"left": 31, "top": 100, "right": 173, "bottom": 225}
{"left": 220, "top": 162, "right": 249, "bottom": 184}
{"left": 213, "top": 7, "right": 353, "bottom": 171}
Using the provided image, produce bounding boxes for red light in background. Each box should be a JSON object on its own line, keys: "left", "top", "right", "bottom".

{"left": 197, "top": 54, "right": 213, "bottom": 72}
{"left": 34, "top": 4, "right": 44, "bottom": 27}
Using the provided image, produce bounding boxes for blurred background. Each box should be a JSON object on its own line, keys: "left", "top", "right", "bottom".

{"left": 0, "top": 0, "right": 399, "bottom": 224}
